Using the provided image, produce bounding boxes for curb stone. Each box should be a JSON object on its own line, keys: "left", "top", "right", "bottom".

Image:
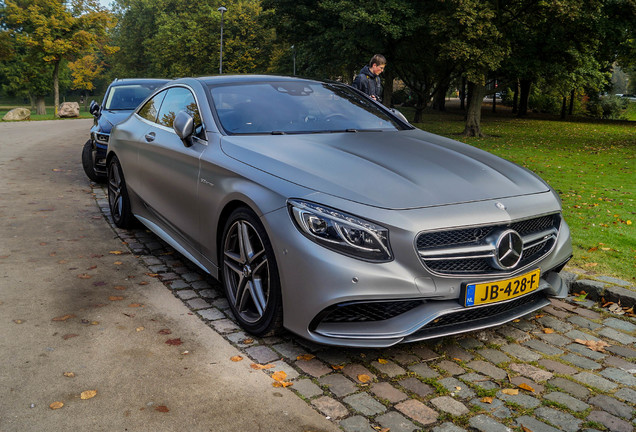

{"left": 93, "top": 186, "right": 636, "bottom": 432}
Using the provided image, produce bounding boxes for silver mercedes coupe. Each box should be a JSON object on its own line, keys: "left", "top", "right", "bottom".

{"left": 106, "top": 75, "right": 572, "bottom": 347}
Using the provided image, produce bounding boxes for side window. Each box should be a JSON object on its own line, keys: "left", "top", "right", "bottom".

{"left": 156, "top": 87, "right": 203, "bottom": 137}
{"left": 138, "top": 90, "right": 167, "bottom": 123}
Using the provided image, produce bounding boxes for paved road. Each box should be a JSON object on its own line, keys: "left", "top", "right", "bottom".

{"left": 3, "top": 119, "right": 635, "bottom": 432}
{"left": 0, "top": 119, "right": 339, "bottom": 432}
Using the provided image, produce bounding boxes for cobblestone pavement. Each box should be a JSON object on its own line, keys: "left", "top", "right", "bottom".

{"left": 94, "top": 187, "right": 635, "bottom": 432}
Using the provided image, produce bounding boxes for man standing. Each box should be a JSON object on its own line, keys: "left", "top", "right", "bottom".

{"left": 352, "top": 54, "right": 386, "bottom": 102}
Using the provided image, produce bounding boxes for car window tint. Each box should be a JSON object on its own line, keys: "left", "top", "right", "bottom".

{"left": 138, "top": 90, "right": 167, "bottom": 123}
{"left": 157, "top": 87, "right": 202, "bottom": 135}
{"left": 105, "top": 84, "right": 162, "bottom": 110}
{"left": 209, "top": 82, "right": 404, "bottom": 135}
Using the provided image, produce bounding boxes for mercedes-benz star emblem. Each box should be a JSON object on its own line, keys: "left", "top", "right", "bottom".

{"left": 494, "top": 229, "right": 523, "bottom": 270}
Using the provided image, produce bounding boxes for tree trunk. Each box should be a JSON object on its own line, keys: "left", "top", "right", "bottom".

{"left": 512, "top": 80, "right": 519, "bottom": 114}
{"left": 569, "top": 89, "right": 575, "bottom": 115}
{"left": 53, "top": 60, "right": 60, "bottom": 116}
{"left": 35, "top": 96, "right": 46, "bottom": 115}
{"left": 433, "top": 83, "right": 449, "bottom": 111}
{"left": 460, "top": 76, "right": 466, "bottom": 110}
{"left": 413, "top": 94, "right": 427, "bottom": 123}
{"left": 463, "top": 81, "right": 485, "bottom": 137}
{"left": 383, "top": 70, "right": 394, "bottom": 107}
{"left": 560, "top": 96, "right": 567, "bottom": 119}
{"left": 517, "top": 79, "right": 532, "bottom": 117}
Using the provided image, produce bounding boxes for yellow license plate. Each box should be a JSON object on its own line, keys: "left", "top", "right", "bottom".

{"left": 463, "top": 269, "right": 540, "bottom": 307}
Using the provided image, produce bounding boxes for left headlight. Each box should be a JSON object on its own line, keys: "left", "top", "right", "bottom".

{"left": 288, "top": 199, "right": 392, "bottom": 262}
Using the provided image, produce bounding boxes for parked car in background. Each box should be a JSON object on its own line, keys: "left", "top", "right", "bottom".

{"left": 106, "top": 75, "right": 572, "bottom": 347}
{"left": 82, "top": 78, "right": 170, "bottom": 182}
{"left": 620, "top": 94, "right": 636, "bottom": 102}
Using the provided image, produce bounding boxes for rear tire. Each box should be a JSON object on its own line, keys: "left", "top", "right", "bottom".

{"left": 107, "top": 156, "right": 135, "bottom": 228}
{"left": 82, "top": 140, "right": 106, "bottom": 183}
{"left": 221, "top": 207, "right": 283, "bottom": 336}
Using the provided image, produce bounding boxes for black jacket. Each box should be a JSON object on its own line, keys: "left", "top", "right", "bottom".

{"left": 352, "top": 65, "right": 382, "bottom": 101}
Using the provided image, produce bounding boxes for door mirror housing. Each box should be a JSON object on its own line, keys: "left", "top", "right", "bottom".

{"left": 89, "top": 100, "right": 100, "bottom": 117}
{"left": 173, "top": 110, "right": 195, "bottom": 147}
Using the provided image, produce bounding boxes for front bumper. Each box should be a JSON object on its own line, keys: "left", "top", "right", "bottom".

{"left": 262, "top": 193, "right": 573, "bottom": 347}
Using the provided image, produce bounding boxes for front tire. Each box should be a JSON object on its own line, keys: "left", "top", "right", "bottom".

{"left": 107, "top": 156, "right": 135, "bottom": 228}
{"left": 221, "top": 208, "right": 283, "bottom": 336}
{"left": 82, "top": 140, "right": 106, "bottom": 183}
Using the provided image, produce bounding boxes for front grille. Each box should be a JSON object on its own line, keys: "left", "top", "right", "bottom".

{"left": 407, "top": 291, "right": 546, "bottom": 340}
{"left": 320, "top": 300, "right": 423, "bottom": 323}
{"left": 416, "top": 213, "right": 561, "bottom": 276}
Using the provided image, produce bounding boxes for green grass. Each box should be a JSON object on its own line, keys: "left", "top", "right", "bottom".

{"left": 403, "top": 105, "right": 635, "bottom": 282}
{"left": 625, "top": 102, "right": 636, "bottom": 121}
{"left": 1, "top": 106, "right": 93, "bottom": 121}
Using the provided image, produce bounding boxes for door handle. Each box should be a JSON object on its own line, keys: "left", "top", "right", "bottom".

{"left": 144, "top": 132, "right": 156, "bottom": 142}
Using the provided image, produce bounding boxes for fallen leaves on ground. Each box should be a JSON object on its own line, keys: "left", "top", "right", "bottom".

{"left": 13, "top": 319, "right": 24, "bottom": 324}
{"left": 166, "top": 338, "right": 183, "bottom": 346}
{"left": 49, "top": 401, "right": 64, "bottom": 410}
{"left": 128, "top": 303, "right": 143, "bottom": 308}
{"left": 481, "top": 397, "right": 493, "bottom": 404}
{"left": 230, "top": 355, "right": 243, "bottom": 362}
{"left": 502, "top": 389, "right": 519, "bottom": 395}
{"left": 136, "top": 327, "right": 145, "bottom": 332}
{"left": 52, "top": 314, "right": 75, "bottom": 322}
{"left": 574, "top": 339, "right": 610, "bottom": 352}
{"left": 155, "top": 405, "right": 169, "bottom": 413}
{"left": 139, "top": 281, "right": 149, "bottom": 286}
{"left": 77, "top": 274, "right": 92, "bottom": 279}
{"left": 109, "top": 296, "right": 124, "bottom": 301}
{"left": 250, "top": 363, "right": 275, "bottom": 370}
{"left": 113, "top": 285, "right": 126, "bottom": 291}
{"left": 158, "top": 329, "right": 172, "bottom": 335}
{"left": 63, "top": 372, "right": 75, "bottom": 378}
{"left": 518, "top": 383, "right": 535, "bottom": 393}
{"left": 241, "top": 338, "right": 254, "bottom": 344}
{"left": 80, "top": 390, "right": 97, "bottom": 400}
{"left": 271, "top": 370, "right": 293, "bottom": 387}
{"left": 296, "top": 354, "right": 315, "bottom": 361}
{"left": 109, "top": 251, "right": 124, "bottom": 255}
{"left": 543, "top": 328, "right": 554, "bottom": 334}
{"left": 377, "top": 358, "right": 389, "bottom": 364}
{"left": 331, "top": 365, "right": 344, "bottom": 370}
{"left": 357, "top": 374, "right": 372, "bottom": 383}
{"left": 62, "top": 334, "right": 78, "bottom": 340}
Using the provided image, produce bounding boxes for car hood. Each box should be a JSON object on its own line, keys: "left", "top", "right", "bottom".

{"left": 98, "top": 110, "right": 134, "bottom": 133}
{"left": 220, "top": 129, "right": 550, "bottom": 209}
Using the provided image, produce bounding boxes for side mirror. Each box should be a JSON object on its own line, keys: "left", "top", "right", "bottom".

{"left": 173, "top": 110, "right": 194, "bottom": 147}
{"left": 89, "top": 100, "right": 100, "bottom": 117}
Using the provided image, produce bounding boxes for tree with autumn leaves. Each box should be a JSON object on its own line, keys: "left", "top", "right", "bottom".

{"left": 0, "top": 0, "right": 117, "bottom": 114}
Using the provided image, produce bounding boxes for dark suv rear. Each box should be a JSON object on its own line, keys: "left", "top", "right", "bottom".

{"left": 82, "top": 78, "right": 169, "bottom": 182}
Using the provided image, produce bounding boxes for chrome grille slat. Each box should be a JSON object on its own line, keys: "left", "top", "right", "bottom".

{"left": 416, "top": 214, "right": 560, "bottom": 276}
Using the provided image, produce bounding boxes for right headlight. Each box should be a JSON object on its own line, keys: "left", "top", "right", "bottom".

{"left": 288, "top": 199, "right": 392, "bottom": 262}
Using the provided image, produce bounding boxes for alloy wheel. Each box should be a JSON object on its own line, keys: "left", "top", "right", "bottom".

{"left": 223, "top": 219, "right": 271, "bottom": 324}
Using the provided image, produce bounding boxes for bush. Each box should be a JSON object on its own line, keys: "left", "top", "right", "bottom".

{"left": 586, "top": 95, "right": 628, "bottom": 119}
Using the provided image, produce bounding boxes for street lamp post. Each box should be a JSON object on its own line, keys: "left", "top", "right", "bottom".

{"left": 218, "top": 6, "right": 227, "bottom": 74}
{"left": 291, "top": 45, "right": 296, "bottom": 76}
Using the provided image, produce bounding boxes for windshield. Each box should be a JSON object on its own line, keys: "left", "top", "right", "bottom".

{"left": 209, "top": 81, "right": 405, "bottom": 134}
{"left": 105, "top": 84, "right": 162, "bottom": 110}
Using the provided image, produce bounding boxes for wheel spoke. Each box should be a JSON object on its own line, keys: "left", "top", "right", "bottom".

{"left": 249, "top": 277, "right": 267, "bottom": 317}
{"left": 235, "top": 277, "right": 249, "bottom": 312}
{"left": 224, "top": 249, "right": 244, "bottom": 267}
{"left": 223, "top": 256, "right": 243, "bottom": 276}
{"left": 239, "top": 222, "right": 255, "bottom": 261}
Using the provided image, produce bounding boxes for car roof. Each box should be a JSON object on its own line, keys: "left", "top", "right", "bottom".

{"left": 195, "top": 75, "right": 318, "bottom": 86}
{"left": 109, "top": 78, "right": 171, "bottom": 87}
